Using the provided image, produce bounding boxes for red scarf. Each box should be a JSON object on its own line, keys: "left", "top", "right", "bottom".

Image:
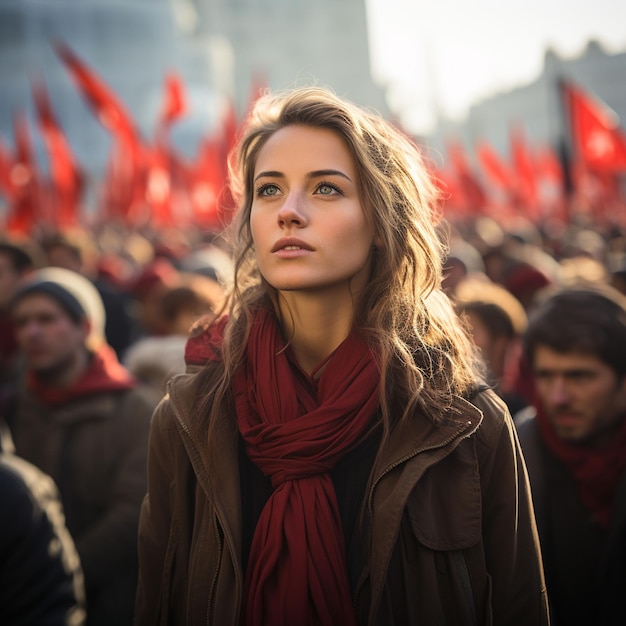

{"left": 185, "top": 314, "right": 228, "bottom": 367}
{"left": 232, "top": 308, "right": 380, "bottom": 626}
{"left": 28, "top": 344, "right": 137, "bottom": 406}
{"left": 535, "top": 398, "right": 626, "bottom": 528}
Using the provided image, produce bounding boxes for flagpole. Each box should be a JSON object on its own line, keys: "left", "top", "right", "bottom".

{"left": 555, "top": 76, "right": 574, "bottom": 223}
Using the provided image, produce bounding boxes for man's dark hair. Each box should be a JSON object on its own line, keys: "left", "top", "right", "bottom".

{"left": 39, "top": 233, "right": 82, "bottom": 263}
{"left": 0, "top": 242, "right": 34, "bottom": 273}
{"left": 523, "top": 286, "right": 626, "bottom": 377}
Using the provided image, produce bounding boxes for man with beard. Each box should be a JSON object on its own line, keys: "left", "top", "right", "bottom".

{"left": 518, "top": 285, "right": 626, "bottom": 626}
{"left": 6, "top": 267, "right": 156, "bottom": 626}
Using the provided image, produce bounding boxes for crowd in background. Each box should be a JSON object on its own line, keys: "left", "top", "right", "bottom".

{"left": 1, "top": 205, "right": 626, "bottom": 625}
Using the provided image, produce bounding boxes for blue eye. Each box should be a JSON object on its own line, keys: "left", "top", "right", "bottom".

{"left": 316, "top": 182, "right": 342, "bottom": 195}
{"left": 256, "top": 183, "right": 280, "bottom": 197}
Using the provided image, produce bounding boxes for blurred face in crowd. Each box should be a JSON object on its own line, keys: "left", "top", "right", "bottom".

{"left": 12, "top": 293, "right": 88, "bottom": 375}
{"left": 45, "top": 245, "right": 82, "bottom": 273}
{"left": 532, "top": 345, "right": 626, "bottom": 444}
{"left": 0, "top": 252, "right": 22, "bottom": 310}
{"left": 463, "top": 310, "right": 509, "bottom": 380}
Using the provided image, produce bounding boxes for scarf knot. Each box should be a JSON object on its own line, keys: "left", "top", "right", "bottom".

{"left": 233, "top": 308, "right": 380, "bottom": 626}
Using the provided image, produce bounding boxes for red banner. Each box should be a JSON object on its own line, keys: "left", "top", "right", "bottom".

{"left": 562, "top": 80, "right": 626, "bottom": 172}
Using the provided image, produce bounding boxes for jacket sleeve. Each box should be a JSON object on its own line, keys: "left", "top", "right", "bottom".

{"left": 74, "top": 389, "right": 155, "bottom": 589}
{"left": 135, "top": 395, "right": 178, "bottom": 626}
{"left": 0, "top": 455, "right": 86, "bottom": 626}
{"left": 474, "top": 391, "right": 550, "bottom": 625}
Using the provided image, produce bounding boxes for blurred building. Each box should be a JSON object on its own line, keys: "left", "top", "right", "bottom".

{"left": 0, "top": 0, "right": 388, "bottom": 193}
{"left": 426, "top": 40, "right": 626, "bottom": 167}
{"left": 181, "top": 0, "right": 389, "bottom": 117}
{"left": 0, "top": 0, "right": 226, "bottom": 185}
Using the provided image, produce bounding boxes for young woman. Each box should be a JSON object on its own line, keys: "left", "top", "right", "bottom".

{"left": 135, "top": 87, "right": 549, "bottom": 626}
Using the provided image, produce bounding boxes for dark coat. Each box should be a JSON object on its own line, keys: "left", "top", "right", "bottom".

{"left": 9, "top": 383, "right": 156, "bottom": 626}
{"left": 518, "top": 414, "right": 626, "bottom": 626}
{"left": 0, "top": 424, "right": 86, "bottom": 626}
{"left": 136, "top": 364, "right": 549, "bottom": 625}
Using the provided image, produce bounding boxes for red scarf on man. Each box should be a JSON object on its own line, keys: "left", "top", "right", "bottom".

{"left": 231, "top": 308, "right": 380, "bottom": 626}
{"left": 28, "top": 344, "right": 137, "bottom": 406}
{"left": 534, "top": 398, "right": 626, "bottom": 529}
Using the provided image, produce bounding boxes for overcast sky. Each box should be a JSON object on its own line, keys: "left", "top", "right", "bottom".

{"left": 365, "top": 0, "right": 626, "bottom": 134}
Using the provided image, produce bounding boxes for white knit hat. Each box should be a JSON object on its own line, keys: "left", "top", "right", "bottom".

{"left": 13, "top": 267, "right": 106, "bottom": 348}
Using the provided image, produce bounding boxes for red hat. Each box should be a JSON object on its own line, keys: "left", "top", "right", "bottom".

{"left": 505, "top": 263, "right": 551, "bottom": 302}
{"left": 128, "top": 258, "right": 178, "bottom": 297}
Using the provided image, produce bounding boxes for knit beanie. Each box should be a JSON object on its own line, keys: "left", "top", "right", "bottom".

{"left": 12, "top": 267, "right": 106, "bottom": 348}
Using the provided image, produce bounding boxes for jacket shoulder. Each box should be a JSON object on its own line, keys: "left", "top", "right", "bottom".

{"left": 467, "top": 387, "right": 510, "bottom": 448}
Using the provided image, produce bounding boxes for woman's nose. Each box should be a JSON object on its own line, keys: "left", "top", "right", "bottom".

{"left": 277, "top": 192, "right": 308, "bottom": 227}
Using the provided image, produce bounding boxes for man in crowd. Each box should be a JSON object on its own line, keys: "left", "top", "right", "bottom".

{"left": 40, "top": 231, "right": 138, "bottom": 359}
{"left": 517, "top": 285, "right": 626, "bottom": 626}
{"left": 453, "top": 275, "right": 530, "bottom": 417}
{"left": 6, "top": 267, "right": 157, "bottom": 626}
{"left": 0, "top": 238, "right": 38, "bottom": 400}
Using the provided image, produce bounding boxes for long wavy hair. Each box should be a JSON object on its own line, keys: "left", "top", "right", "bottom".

{"left": 198, "top": 86, "right": 483, "bottom": 440}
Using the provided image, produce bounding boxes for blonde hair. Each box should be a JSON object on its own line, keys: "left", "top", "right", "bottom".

{"left": 199, "top": 86, "right": 483, "bottom": 439}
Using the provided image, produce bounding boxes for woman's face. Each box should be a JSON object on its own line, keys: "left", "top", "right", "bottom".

{"left": 250, "top": 125, "right": 375, "bottom": 298}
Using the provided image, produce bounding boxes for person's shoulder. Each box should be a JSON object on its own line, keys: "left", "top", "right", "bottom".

{"left": 513, "top": 404, "right": 536, "bottom": 430}
{"left": 0, "top": 454, "right": 57, "bottom": 527}
{"left": 467, "top": 385, "right": 508, "bottom": 426}
{"left": 145, "top": 371, "right": 210, "bottom": 442}
{"left": 512, "top": 405, "right": 539, "bottom": 448}
{"left": 115, "top": 381, "right": 163, "bottom": 414}
{"left": 464, "top": 385, "right": 512, "bottom": 448}
{"left": 165, "top": 367, "right": 216, "bottom": 413}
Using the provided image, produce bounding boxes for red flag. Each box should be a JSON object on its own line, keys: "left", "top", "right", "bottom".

{"left": 446, "top": 139, "right": 488, "bottom": 215}
{"left": 534, "top": 144, "right": 567, "bottom": 222}
{"left": 510, "top": 125, "right": 538, "bottom": 208}
{"left": 158, "top": 72, "right": 187, "bottom": 129}
{"left": 430, "top": 164, "right": 470, "bottom": 221}
{"left": 54, "top": 41, "right": 148, "bottom": 225}
{"left": 0, "top": 135, "right": 14, "bottom": 199}
{"left": 54, "top": 40, "right": 140, "bottom": 152}
{"left": 146, "top": 72, "right": 190, "bottom": 227}
{"left": 562, "top": 81, "right": 626, "bottom": 172}
{"left": 31, "top": 78, "right": 83, "bottom": 228}
{"left": 144, "top": 144, "right": 174, "bottom": 228}
{"left": 97, "top": 138, "right": 149, "bottom": 227}
{"left": 476, "top": 141, "right": 516, "bottom": 189}
{"left": 187, "top": 134, "right": 227, "bottom": 230}
{"left": 5, "top": 112, "right": 42, "bottom": 234}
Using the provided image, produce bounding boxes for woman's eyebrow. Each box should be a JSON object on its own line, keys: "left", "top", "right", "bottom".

{"left": 254, "top": 170, "right": 283, "bottom": 182}
{"left": 254, "top": 169, "right": 353, "bottom": 183}
{"left": 307, "top": 169, "right": 352, "bottom": 182}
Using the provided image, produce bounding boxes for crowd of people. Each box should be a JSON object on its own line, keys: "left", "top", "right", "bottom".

{"left": 0, "top": 84, "right": 625, "bottom": 625}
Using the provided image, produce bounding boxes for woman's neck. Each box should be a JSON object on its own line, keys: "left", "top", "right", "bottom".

{"left": 277, "top": 291, "right": 356, "bottom": 376}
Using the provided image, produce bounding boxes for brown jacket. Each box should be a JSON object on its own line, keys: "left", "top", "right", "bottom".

{"left": 9, "top": 381, "right": 156, "bottom": 626}
{"left": 136, "top": 363, "right": 549, "bottom": 625}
